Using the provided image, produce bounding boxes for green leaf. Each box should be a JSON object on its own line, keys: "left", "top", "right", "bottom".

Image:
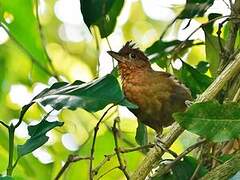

{"left": 153, "top": 156, "right": 208, "bottom": 180}
{"left": 174, "top": 101, "right": 240, "bottom": 142}
{"left": 80, "top": 0, "right": 124, "bottom": 38}
{"left": 196, "top": 61, "right": 210, "bottom": 74}
{"left": 0, "top": 0, "right": 49, "bottom": 68}
{"left": 173, "top": 61, "right": 212, "bottom": 98}
{"left": 0, "top": 176, "right": 14, "bottom": 180}
{"left": 178, "top": 0, "right": 215, "bottom": 19}
{"left": 17, "top": 117, "right": 64, "bottom": 157}
{"left": 145, "top": 40, "right": 196, "bottom": 68}
{"left": 202, "top": 13, "right": 223, "bottom": 77}
{"left": 121, "top": 99, "right": 138, "bottom": 109}
{"left": 135, "top": 121, "right": 148, "bottom": 147}
{"left": 204, "top": 34, "right": 221, "bottom": 77}
{"left": 33, "top": 74, "right": 137, "bottom": 112}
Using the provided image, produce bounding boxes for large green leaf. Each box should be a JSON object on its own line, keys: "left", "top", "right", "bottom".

{"left": 0, "top": 176, "right": 13, "bottom": 180}
{"left": 178, "top": 0, "right": 215, "bottom": 19}
{"left": 80, "top": 0, "right": 124, "bottom": 38}
{"left": 196, "top": 61, "right": 210, "bottom": 74}
{"left": 145, "top": 40, "right": 196, "bottom": 68}
{"left": 135, "top": 121, "right": 148, "bottom": 147}
{"left": 202, "top": 13, "right": 223, "bottom": 77}
{"left": 153, "top": 156, "right": 208, "bottom": 180}
{"left": 17, "top": 117, "right": 64, "bottom": 157}
{"left": 204, "top": 31, "right": 221, "bottom": 77}
{"left": 174, "top": 61, "right": 212, "bottom": 98}
{"left": 174, "top": 101, "right": 240, "bottom": 142}
{"left": 0, "top": 0, "right": 48, "bottom": 68}
{"left": 33, "top": 74, "right": 137, "bottom": 111}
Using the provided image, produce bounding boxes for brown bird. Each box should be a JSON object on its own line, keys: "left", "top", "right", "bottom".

{"left": 107, "top": 41, "right": 192, "bottom": 134}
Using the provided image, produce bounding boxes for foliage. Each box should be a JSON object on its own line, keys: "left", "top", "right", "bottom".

{"left": 80, "top": 0, "right": 124, "bottom": 38}
{"left": 174, "top": 101, "right": 240, "bottom": 142}
{"left": 153, "top": 156, "right": 208, "bottom": 180}
{"left": 32, "top": 74, "right": 137, "bottom": 111}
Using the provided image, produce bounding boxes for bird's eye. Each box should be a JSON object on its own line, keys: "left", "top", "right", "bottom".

{"left": 129, "top": 53, "right": 136, "bottom": 59}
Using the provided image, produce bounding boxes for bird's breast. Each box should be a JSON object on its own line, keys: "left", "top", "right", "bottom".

{"left": 122, "top": 72, "right": 152, "bottom": 109}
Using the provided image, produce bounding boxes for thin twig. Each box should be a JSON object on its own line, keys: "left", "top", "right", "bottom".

{"left": 89, "top": 104, "right": 116, "bottom": 180}
{"left": 15, "top": 102, "right": 36, "bottom": 129}
{"left": 156, "top": 138, "right": 178, "bottom": 158}
{"left": 6, "top": 124, "right": 15, "bottom": 176}
{"left": 217, "top": 18, "right": 228, "bottom": 53}
{"left": 93, "top": 143, "right": 154, "bottom": 175}
{"left": 93, "top": 153, "right": 116, "bottom": 175}
{"left": 172, "top": 15, "right": 231, "bottom": 58}
{"left": 105, "top": 37, "right": 115, "bottom": 69}
{"left": 155, "top": 139, "right": 207, "bottom": 177}
{"left": 118, "top": 143, "right": 154, "bottom": 153}
{"left": 190, "top": 158, "right": 203, "bottom": 180}
{"left": 159, "top": 17, "right": 178, "bottom": 41}
{"left": 112, "top": 117, "right": 130, "bottom": 179}
{"left": 96, "top": 166, "right": 119, "bottom": 180}
{"left": 210, "top": 155, "right": 225, "bottom": 164}
{"left": 0, "top": 121, "right": 9, "bottom": 128}
{"left": 219, "top": 0, "right": 240, "bottom": 73}
{"left": 92, "top": 26, "right": 100, "bottom": 75}
{"left": 55, "top": 154, "right": 91, "bottom": 180}
{"left": 222, "top": 0, "right": 231, "bottom": 9}
{"left": 35, "top": 0, "right": 60, "bottom": 81}
{"left": 90, "top": 110, "right": 137, "bottom": 152}
{"left": 190, "top": 141, "right": 205, "bottom": 180}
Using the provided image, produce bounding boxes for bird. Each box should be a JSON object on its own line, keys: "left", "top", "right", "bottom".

{"left": 107, "top": 41, "right": 192, "bottom": 134}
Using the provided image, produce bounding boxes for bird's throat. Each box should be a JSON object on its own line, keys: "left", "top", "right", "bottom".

{"left": 118, "top": 62, "right": 150, "bottom": 106}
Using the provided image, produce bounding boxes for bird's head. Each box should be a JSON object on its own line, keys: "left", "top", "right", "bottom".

{"left": 107, "top": 41, "right": 151, "bottom": 69}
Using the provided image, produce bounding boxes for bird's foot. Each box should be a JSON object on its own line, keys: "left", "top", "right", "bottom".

{"left": 185, "top": 100, "right": 193, "bottom": 107}
{"left": 155, "top": 135, "right": 178, "bottom": 158}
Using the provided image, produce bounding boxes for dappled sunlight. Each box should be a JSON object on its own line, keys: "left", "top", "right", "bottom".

{"left": 61, "top": 133, "right": 79, "bottom": 151}
{"left": 32, "top": 147, "right": 53, "bottom": 164}
{"left": 9, "top": 85, "right": 32, "bottom": 107}
{"left": 0, "top": 27, "right": 9, "bottom": 44}
{"left": 54, "top": 0, "right": 82, "bottom": 25}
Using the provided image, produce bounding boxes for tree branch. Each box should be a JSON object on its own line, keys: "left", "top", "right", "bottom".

{"left": 153, "top": 139, "right": 206, "bottom": 178}
{"left": 89, "top": 104, "right": 115, "bottom": 180}
{"left": 0, "top": 120, "right": 9, "bottom": 129}
{"left": 112, "top": 117, "right": 130, "bottom": 179}
{"left": 131, "top": 122, "right": 184, "bottom": 180}
{"left": 200, "top": 151, "right": 240, "bottom": 180}
{"left": 92, "top": 143, "right": 154, "bottom": 176}
{"left": 55, "top": 154, "right": 91, "bottom": 180}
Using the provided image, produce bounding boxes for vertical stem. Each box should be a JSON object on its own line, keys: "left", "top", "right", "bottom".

{"left": 105, "top": 37, "right": 115, "bottom": 69}
{"left": 7, "top": 124, "right": 15, "bottom": 176}
{"left": 92, "top": 26, "right": 100, "bottom": 77}
{"left": 35, "top": 0, "right": 60, "bottom": 81}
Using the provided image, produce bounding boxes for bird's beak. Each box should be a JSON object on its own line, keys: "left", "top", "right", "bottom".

{"left": 107, "top": 51, "right": 124, "bottom": 62}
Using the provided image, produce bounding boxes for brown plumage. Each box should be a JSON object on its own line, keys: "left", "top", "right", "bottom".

{"left": 107, "top": 41, "right": 192, "bottom": 133}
